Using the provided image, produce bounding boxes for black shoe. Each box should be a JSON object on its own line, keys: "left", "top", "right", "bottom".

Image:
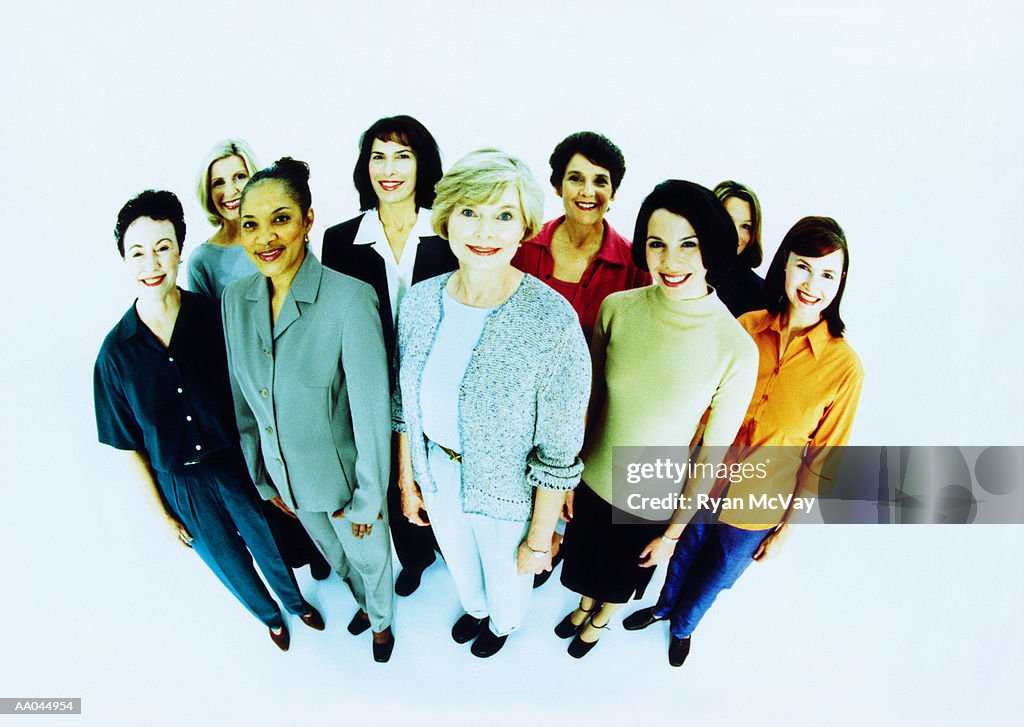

{"left": 394, "top": 568, "right": 424, "bottom": 597}
{"left": 668, "top": 636, "right": 691, "bottom": 667}
{"left": 533, "top": 550, "right": 564, "bottom": 589}
{"left": 373, "top": 629, "right": 395, "bottom": 663}
{"left": 309, "top": 559, "right": 332, "bottom": 581}
{"left": 567, "top": 621, "right": 608, "bottom": 659}
{"left": 622, "top": 607, "right": 664, "bottom": 631}
{"left": 451, "top": 613, "right": 488, "bottom": 644}
{"left": 553, "top": 603, "right": 600, "bottom": 639}
{"left": 347, "top": 610, "right": 371, "bottom": 635}
{"left": 470, "top": 625, "right": 508, "bottom": 658}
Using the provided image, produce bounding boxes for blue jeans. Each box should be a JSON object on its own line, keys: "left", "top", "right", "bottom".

{"left": 652, "top": 512, "right": 771, "bottom": 638}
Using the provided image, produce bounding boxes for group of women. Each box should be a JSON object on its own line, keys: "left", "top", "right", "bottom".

{"left": 93, "top": 114, "right": 863, "bottom": 667}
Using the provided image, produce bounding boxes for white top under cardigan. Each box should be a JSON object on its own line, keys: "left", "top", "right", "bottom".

{"left": 419, "top": 290, "right": 493, "bottom": 451}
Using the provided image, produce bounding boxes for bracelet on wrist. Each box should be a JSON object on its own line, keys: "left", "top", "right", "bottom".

{"left": 660, "top": 534, "right": 679, "bottom": 544}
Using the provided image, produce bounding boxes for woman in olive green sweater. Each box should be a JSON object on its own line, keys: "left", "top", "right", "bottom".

{"left": 558, "top": 180, "right": 759, "bottom": 658}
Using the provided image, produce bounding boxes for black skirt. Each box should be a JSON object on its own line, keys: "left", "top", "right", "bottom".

{"left": 560, "top": 482, "right": 665, "bottom": 603}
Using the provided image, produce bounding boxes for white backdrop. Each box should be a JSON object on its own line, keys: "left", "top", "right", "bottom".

{"left": 1, "top": 1, "right": 1022, "bottom": 724}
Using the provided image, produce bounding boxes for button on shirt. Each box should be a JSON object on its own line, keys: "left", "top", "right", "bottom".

{"left": 93, "top": 290, "right": 239, "bottom": 473}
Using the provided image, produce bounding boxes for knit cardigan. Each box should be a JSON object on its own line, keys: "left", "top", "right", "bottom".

{"left": 393, "top": 272, "right": 591, "bottom": 522}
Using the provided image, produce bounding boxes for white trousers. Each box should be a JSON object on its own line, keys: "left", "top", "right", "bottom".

{"left": 422, "top": 441, "right": 533, "bottom": 637}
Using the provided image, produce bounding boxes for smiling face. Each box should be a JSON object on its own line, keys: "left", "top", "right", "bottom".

{"left": 723, "top": 196, "right": 753, "bottom": 254}
{"left": 240, "top": 179, "right": 313, "bottom": 285}
{"left": 644, "top": 208, "right": 708, "bottom": 300}
{"left": 208, "top": 154, "right": 250, "bottom": 221}
{"left": 784, "top": 248, "right": 845, "bottom": 322}
{"left": 558, "top": 153, "right": 614, "bottom": 226}
{"left": 123, "top": 216, "right": 180, "bottom": 299}
{"left": 369, "top": 137, "right": 418, "bottom": 207}
{"left": 446, "top": 185, "right": 526, "bottom": 272}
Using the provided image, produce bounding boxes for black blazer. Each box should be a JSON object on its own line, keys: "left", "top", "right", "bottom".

{"left": 321, "top": 212, "right": 459, "bottom": 378}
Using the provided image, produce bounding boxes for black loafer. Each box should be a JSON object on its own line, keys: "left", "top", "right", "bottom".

{"left": 347, "top": 610, "right": 371, "bottom": 635}
{"left": 451, "top": 613, "right": 487, "bottom": 644}
{"left": 470, "top": 626, "right": 508, "bottom": 658}
{"left": 622, "top": 607, "right": 664, "bottom": 631}
{"left": 394, "top": 568, "right": 424, "bottom": 597}
{"left": 668, "top": 636, "right": 691, "bottom": 667}
{"left": 373, "top": 630, "right": 396, "bottom": 663}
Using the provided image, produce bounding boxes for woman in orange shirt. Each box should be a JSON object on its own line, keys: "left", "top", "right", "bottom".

{"left": 622, "top": 216, "right": 864, "bottom": 667}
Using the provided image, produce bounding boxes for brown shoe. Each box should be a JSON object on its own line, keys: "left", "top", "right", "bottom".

{"left": 269, "top": 623, "right": 290, "bottom": 651}
{"left": 300, "top": 605, "right": 325, "bottom": 631}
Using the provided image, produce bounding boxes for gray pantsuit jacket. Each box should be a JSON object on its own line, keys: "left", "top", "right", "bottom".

{"left": 222, "top": 252, "right": 391, "bottom": 525}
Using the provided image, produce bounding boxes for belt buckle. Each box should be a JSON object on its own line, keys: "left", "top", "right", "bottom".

{"left": 437, "top": 443, "right": 462, "bottom": 464}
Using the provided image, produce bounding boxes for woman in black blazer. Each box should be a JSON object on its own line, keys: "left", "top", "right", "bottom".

{"left": 322, "top": 115, "right": 457, "bottom": 597}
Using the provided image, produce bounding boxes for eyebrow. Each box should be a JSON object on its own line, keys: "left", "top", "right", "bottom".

{"left": 126, "top": 237, "right": 172, "bottom": 250}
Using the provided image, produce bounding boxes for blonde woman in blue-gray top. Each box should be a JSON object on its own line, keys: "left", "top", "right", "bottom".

{"left": 188, "top": 139, "right": 261, "bottom": 298}
{"left": 222, "top": 158, "right": 396, "bottom": 663}
{"left": 394, "top": 149, "right": 591, "bottom": 658}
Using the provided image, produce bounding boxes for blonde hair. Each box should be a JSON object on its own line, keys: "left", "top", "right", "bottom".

{"left": 196, "top": 138, "right": 260, "bottom": 226}
{"left": 431, "top": 149, "right": 544, "bottom": 241}
{"left": 713, "top": 179, "right": 763, "bottom": 268}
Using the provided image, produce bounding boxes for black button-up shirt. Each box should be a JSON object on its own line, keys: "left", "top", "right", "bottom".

{"left": 94, "top": 290, "right": 239, "bottom": 473}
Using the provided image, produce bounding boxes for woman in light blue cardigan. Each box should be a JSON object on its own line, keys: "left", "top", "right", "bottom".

{"left": 393, "top": 149, "right": 591, "bottom": 658}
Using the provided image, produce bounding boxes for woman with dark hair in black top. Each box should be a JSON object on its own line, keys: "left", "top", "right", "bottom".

{"left": 712, "top": 180, "right": 766, "bottom": 317}
{"left": 322, "top": 115, "right": 457, "bottom": 597}
{"left": 94, "top": 190, "right": 324, "bottom": 653}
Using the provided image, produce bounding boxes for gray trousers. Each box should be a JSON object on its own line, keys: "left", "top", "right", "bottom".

{"left": 294, "top": 509, "right": 394, "bottom": 631}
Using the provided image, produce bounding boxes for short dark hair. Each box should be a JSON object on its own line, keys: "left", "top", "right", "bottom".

{"left": 549, "top": 131, "right": 626, "bottom": 193}
{"left": 764, "top": 216, "right": 850, "bottom": 337}
{"left": 352, "top": 115, "right": 443, "bottom": 211}
{"left": 713, "top": 179, "right": 763, "bottom": 269}
{"left": 631, "top": 180, "right": 737, "bottom": 277}
{"left": 243, "top": 157, "right": 312, "bottom": 216}
{"left": 114, "top": 189, "right": 186, "bottom": 258}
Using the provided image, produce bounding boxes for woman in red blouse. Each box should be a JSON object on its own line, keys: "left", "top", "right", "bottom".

{"left": 512, "top": 131, "right": 649, "bottom": 342}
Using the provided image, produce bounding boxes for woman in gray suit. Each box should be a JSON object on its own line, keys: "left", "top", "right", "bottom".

{"left": 221, "top": 157, "right": 396, "bottom": 662}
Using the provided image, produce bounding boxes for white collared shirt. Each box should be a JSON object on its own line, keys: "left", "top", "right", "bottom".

{"left": 353, "top": 208, "right": 434, "bottom": 325}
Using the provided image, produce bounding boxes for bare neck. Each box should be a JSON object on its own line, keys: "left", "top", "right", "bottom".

{"left": 560, "top": 216, "right": 605, "bottom": 252}
{"left": 211, "top": 217, "right": 243, "bottom": 247}
{"left": 135, "top": 288, "right": 182, "bottom": 347}
{"left": 448, "top": 265, "right": 523, "bottom": 308}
